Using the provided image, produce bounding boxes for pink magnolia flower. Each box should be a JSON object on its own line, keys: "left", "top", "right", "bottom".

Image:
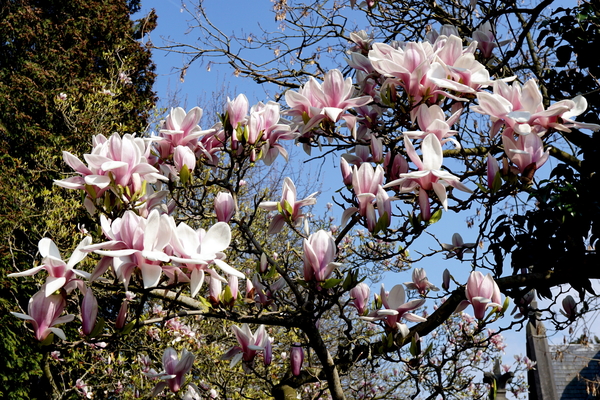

{"left": 302, "top": 230, "right": 342, "bottom": 282}
{"left": 361, "top": 284, "right": 426, "bottom": 335}
{"left": 169, "top": 221, "right": 243, "bottom": 298}
{"left": 350, "top": 282, "right": 371, "bottom": 315}
{"left": 384, "top": 134, "right": 471, "bottom": 220}
{"left": 154, "top": 107, "right": 213, "bottom": 159}
{"left": 285, "top": 69, "right": 372, "bottom": 132}
{"left": 81, "top": 286, "right": 98, "bottom": 336}
{"left": 222, "top": 324, "right": 273, "bottom": 371}
{"left": 214, "top": 192, "right": 236, "bottom": 223}
{"left": 8, "top": 237, "right": 91, "bottom": 296}
{"left": 441, "top": 233, "right": 477, "bottom": 260}
{"left": 404, "top": 268, "right": 439, "bottom": 295}
{"left": 502, "top": 132, "right": 549, "bottom": 174}
{"left": 259, "top": 177, "right": 318, "bottom": 234}
{"left": 404, "top": 104, "right": 462, "bottom": 148}
{"left": 227, "top": 93, "right": 249, "bottom": 129}
{"left": 173, "top": 145, "right": 196, "bottom": 174}
{"left": 147, "top": 347, "right": 195, "bottom": 394}
{"left": 457, "top": 271, "right": 502, "bottom": 320}
{"left": 11, "top": 288, "right": 75, "bottom": 341}
{"left": 471, "top": 22, "right": 512, "bottom": 58}
{"left": 55, "top": 133, "right": 168, "bottom": 213}
{"left": 290, "top": 343, "right": 304, "bottom": 376}
{"left": 84, "top": 210, "right": 173, "bottom": 289}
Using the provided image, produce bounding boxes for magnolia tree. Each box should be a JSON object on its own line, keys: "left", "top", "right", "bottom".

{"left": 8, "top": 0, "right": 600, "bottom": 399}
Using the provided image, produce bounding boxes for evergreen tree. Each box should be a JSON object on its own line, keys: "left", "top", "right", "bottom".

{"left": 0, "top": 1, "right": 156, "bottom": 398}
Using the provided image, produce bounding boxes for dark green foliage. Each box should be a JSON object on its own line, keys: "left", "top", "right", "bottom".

{"left": 0, "top": 1, "right": 156, "bottom": 398}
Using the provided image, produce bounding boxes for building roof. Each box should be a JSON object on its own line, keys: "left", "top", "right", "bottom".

{"left": 549, "top": 344, "right": 600, "bottom": 399}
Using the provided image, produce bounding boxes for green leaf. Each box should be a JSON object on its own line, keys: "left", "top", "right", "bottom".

{"left": 428, "top": 209, "right": 443, "bottom": 224}
{"left": 321, "top": 278, "right": 343, "bottom": 289}
{"left": 179, "top": 166, "right": 191, "bottom": 185}
{"left": 89, "top": 317, "right": 105, "bottom": 338}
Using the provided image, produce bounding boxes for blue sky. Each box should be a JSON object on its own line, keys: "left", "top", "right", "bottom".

{"left": 133, "top": 1, "right": 596, "bottom": 397}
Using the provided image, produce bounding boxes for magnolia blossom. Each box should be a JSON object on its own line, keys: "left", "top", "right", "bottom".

{"left": 153, "top": 107, "right": 212, "bottom": 159}
{"left": 457, "top": 271, "right": 502, "bottom": 319}
{"left": 222, "top": 324, "right": 273, "bottom": 371}
{"left": 84, "top": 210, "right": 172, "bottom": 289}
{"left": 227, "top": 93, "right": 249, "bottom": 129}
{"left": 350, "top": 282, "right": 371, "bottom": 315}
{"left": 302, "top": 230, "right": 342, "bottom": 282}
{"left": 11, "top": 288, "right": 75, "bottom": 341}
{"left": 404, "top": 268, "right": 439, "bottom": 295}
{"left": 472, "top": 79, "right": 600, "bottom": 137}
{"left": 361, "top": 284, "right": 426, "bottom": 335}
{"left": 404, "top": 104, "right": 462, "bottom": 148}
{"left": 291, "top": 343, "right": 304, "bottom": 376}
{"left": 259, "top": 177, "right": 317, "bottom": 234}
{"left": 561, "top": 295, "right": 577, "bottom": 321}
{"left": 441, "top": 233, "right": 477, "bottom": 260}
{"left": 8, "top": 237, "right": 91, "bottom": 296}
{"left": 214, "top": 192, "right": 236, "bottom": 223}
{"left": 502, "top": 133, "right": 549, "bottom": 174}
{"left": 169, "top": 221, "right": 243, "bottom": 297}
{"left": 384, "top": 134, "right": 471, "bottom": 220}
{"left": 146, "top": 347, "right": 195, "bottom": 394}
{"left": 81, "top": 287, "right": 98, "bottom": 336}
{"left": 471, "top": 22, "right": 512, "bottom": 58}
{"left": 285, "top": 69, "right": 372, "bottom": 133}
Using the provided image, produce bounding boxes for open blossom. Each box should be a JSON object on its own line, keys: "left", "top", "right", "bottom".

{"left": 361, "top": 284, "right": 426, "bottom": 335}
{"left": 221, "top": 324, "right": 273, "bottom": 371}
{"left": 384, "top": 134, "right": 471, "bottom": 220}
{"left": 472, "top": 79, "right": 600, "bottom": 137}
{"left": 259, "top": 177, "right": 317, "bottom": 234}
{"left": 302, "top": 230, "right": 342, "bottom": 282}
{"left": 84, "top": 210, "right": 172, "bottom": 289}
{"left": 8, "top": 237, "right": 91, "bottom": 296}
{"left": 441, "top": 233, "right": 477, "bottom": 260}
{"left": 11, "top": 288, "right": 75, "bottom": 341}
{"left": 471, "top": 22, "right": 512, "bottom": 58}
{"left": 153, "top": 107, "right": 213, "bottom": 159}
{"left": 146, "top": 347, "right": 195, "bottom": 394}
{"left": 285, "top": 68, "right": 372, "bottom": 132}
{"left": 404, "top": 103, "right": 462, "bottom": 148}
{"left": 169, "top": 220, "right": 243, "bottom": 298}
{"left": 457, "top": 271, "right": 502, "bottom": 319}
{"left": 404, "top": 268, "right": 439, "bottom": 295}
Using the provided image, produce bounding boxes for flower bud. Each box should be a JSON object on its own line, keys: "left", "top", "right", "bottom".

{"left": 214, "top": 192, "right": 235, "bottom": 223}
{"left": 291, "top": 343, "right": 304, "bottom": 376}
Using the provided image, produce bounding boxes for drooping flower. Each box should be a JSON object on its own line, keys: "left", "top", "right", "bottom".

{"left": 11, "top": 288, "right": 75, "bottom": 341}
{"left": 146, "top": 347, "right": 195, "bottom": 394}
{"left": 457, "top": 271, "right": 502, "bottom": 320}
